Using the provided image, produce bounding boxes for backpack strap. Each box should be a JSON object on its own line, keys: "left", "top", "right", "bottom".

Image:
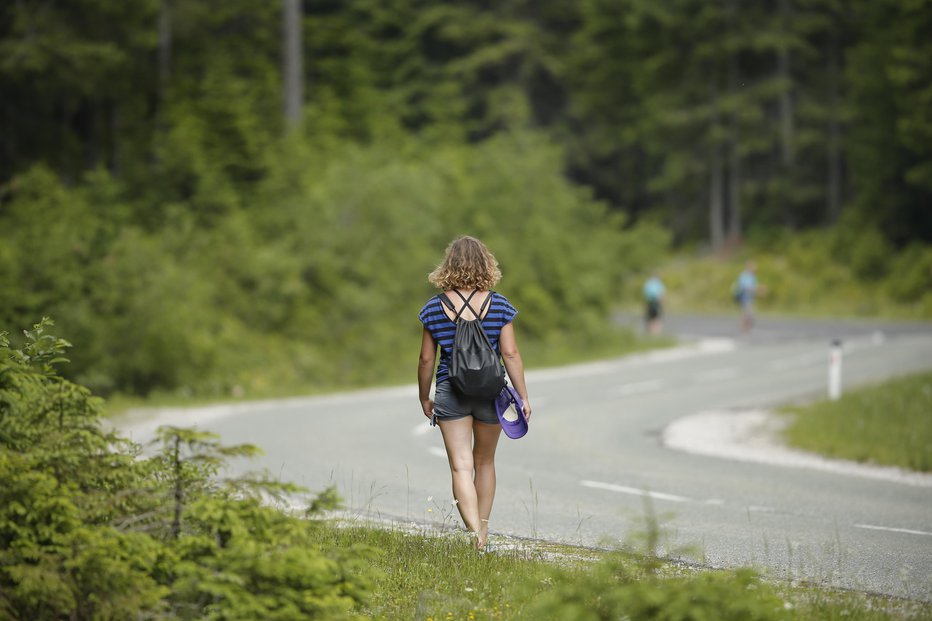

{"left": 481, "top": 291, "right": 494, "bottom": 309}
{"left": 455, "top": 289, "right": 498, "bottom": 321}
{"left": 437, "top": 293, "right": 456, "bottom": 312}
{"left": 437, "top": 290, "right": 476, "bottom": 320}
{"left": 476, "top": 291, "right": 493, "bottom": 318}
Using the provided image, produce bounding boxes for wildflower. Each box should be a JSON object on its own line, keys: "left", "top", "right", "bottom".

{"left": 465, "top": 587, "right": 474, "bottom": 592}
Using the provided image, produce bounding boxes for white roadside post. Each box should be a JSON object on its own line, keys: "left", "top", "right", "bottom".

{"left": 828, "top": 339, "right": 842, "bottom": 401}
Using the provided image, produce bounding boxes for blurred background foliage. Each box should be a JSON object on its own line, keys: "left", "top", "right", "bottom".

{"left": 1, "top": 0, "right": 930, "bottom": 400}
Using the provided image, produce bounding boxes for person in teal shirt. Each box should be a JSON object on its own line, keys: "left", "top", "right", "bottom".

{"left": 736, "top": 261, "right": 759, "bottom": 333}
{"left": 643, "top": 272, "right": 666, "bottom": 334}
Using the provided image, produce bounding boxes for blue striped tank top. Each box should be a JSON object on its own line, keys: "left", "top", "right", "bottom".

{"left": 418, "top": 291, "right": 518, "bottom": 385}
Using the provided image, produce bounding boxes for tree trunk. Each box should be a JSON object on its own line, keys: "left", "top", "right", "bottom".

{"left": 110, "top": 101, "right": 120, "bottom": 177}
{"left": 158, "top": 0, "right": 171, "bottom": 98}
{"left": 710, "top": 141, "right": 725, "bottom": 251}
{"left": 85, "top": 103, "right": 100, "bottom": 171}
{"left": 727, "top": 52, "right": 742, "bottom": 243}
{"left": 778, "top": 0, "right": 795, "bottom": 168}
{"left": 826, "top": 34, "right": 842, "bottom": 223}
{"left": 709, "top": 102, "right": 726, "bottom": 251}
{"left": 282, "top": 0, "right": 304, "bottom": 127}
{"left": 727, "top": 136, "right": 742, "bottom": 242}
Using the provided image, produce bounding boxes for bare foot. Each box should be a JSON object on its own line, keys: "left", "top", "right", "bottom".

{"left": 477, "top": 519, "right": 490, "bottom": 551}
{"left": 465, "top": 529, "right": 483, "bottom": 551}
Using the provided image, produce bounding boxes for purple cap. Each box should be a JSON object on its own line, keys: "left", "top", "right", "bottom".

{"left": 494, "top": 385, "right": 528, "bottom": 439}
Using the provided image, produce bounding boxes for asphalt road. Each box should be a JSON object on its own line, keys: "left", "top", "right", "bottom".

{"left": 117, "top": 313, "right": 932, "bottom": 601}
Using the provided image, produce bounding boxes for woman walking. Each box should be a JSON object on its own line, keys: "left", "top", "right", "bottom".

{"left": 418, "top": 236, "right": 532, "bottom": 550}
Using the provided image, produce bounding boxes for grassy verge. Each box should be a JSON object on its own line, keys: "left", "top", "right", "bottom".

{"left": 647, "top": 244, "right": 932, "bottom": 320}
{"left": 520, "top": 325, "right": 674, "bottom": 369}
{"left": 312, "top": 520, "right": 929, "bottom": 620}
{"left": 781, "top": 372, "right": 932, "bottom": 472}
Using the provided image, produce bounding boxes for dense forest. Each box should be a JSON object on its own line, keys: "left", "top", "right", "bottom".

{"left": 1, "top": 0, "right": 930, "bottom": 398}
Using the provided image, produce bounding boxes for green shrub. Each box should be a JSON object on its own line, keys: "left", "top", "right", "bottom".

{"left": 1, "top": 130, "right": 667, "bottom": 399}
{"left": 0, "top": 319, "right": 377, "bottom": 619}
{"left": 885, "top": 244, "right": 932, "bottom": 306}
{"left": 831, "top": 226, "right": 892, "bottom": 282}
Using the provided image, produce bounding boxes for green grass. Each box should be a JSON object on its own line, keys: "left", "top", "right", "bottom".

{"left": 520, "top": 326, "right": 675, "bottom": 369}
{"left": 647, "top": 246, "right": 932, "bottom": 320}
{"left": 782, "top": 372, "right": 932, "bottom": 472}
{"left": 317, "top": 524, "right": 556, "bottom": 620}
{"left": 311, "top": 521, "right": 930, "bottom": 620}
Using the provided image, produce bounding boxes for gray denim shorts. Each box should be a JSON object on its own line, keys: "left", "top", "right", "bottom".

{"left": 432, "top": 380, "right": 499, "bottom": 426}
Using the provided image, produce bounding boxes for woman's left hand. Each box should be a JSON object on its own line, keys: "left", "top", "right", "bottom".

{"left": 421, "top": 399, "right": 434, "bottom": 420}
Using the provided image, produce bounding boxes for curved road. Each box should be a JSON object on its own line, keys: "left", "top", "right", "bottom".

{"left": 117, "top": 314, "right": 932, "bottom": 601}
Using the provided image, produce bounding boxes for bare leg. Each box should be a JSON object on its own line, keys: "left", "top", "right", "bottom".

{"left": 437, "top": 417, "right": 481, "bottom": 542}
{"left": 472, "top": 420, "right": 502, "bottom": 548}
{"left": 741, "top": 297, "right": 756, "bottom": 334}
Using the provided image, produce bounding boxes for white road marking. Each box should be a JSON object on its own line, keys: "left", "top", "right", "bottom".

{"left": 855, "top": 524, "right": 932, "bottom": 537}
{"left": 428, "top": 446, "right": 447, "bottom": 459}
{"left": 580, "top": 483, "right": 932, "bottom": 538}
{"left": 580, "top": 480, "right": 690, "bottom": 503}
{"left": 613, "top": 379, "right": 664, "bottom": 396}
{"left": 845, "top": 334, "right": 886, "bottom": 352}
{"left": 649, "top": 337, "right": 737, "bottom": 359}
{"left": 769, "top": 351, "right": 825, "bottom": 371}
{"left": 694, "top": 367, "right": 739, "bottom": 383}
{"left": 767, "top": 334, "right": 886, "bottom": 372}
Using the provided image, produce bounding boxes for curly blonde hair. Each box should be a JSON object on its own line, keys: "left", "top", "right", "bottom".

{"left": 428, "top": 236, "right": 502, "bottom": 290}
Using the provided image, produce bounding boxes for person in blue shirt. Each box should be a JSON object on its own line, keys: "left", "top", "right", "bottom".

{"left": 642, "top": 272, "right": 666, "bottom": 335}
{"left": 736, "top": 261, "right": 759, "bottom": 333}
{"left": 418, "top": 236, "right": 532, "bottom": 551}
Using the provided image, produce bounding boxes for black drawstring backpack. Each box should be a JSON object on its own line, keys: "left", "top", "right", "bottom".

{"left": 438, "top": 290, "right": 506, "bottom": 399}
